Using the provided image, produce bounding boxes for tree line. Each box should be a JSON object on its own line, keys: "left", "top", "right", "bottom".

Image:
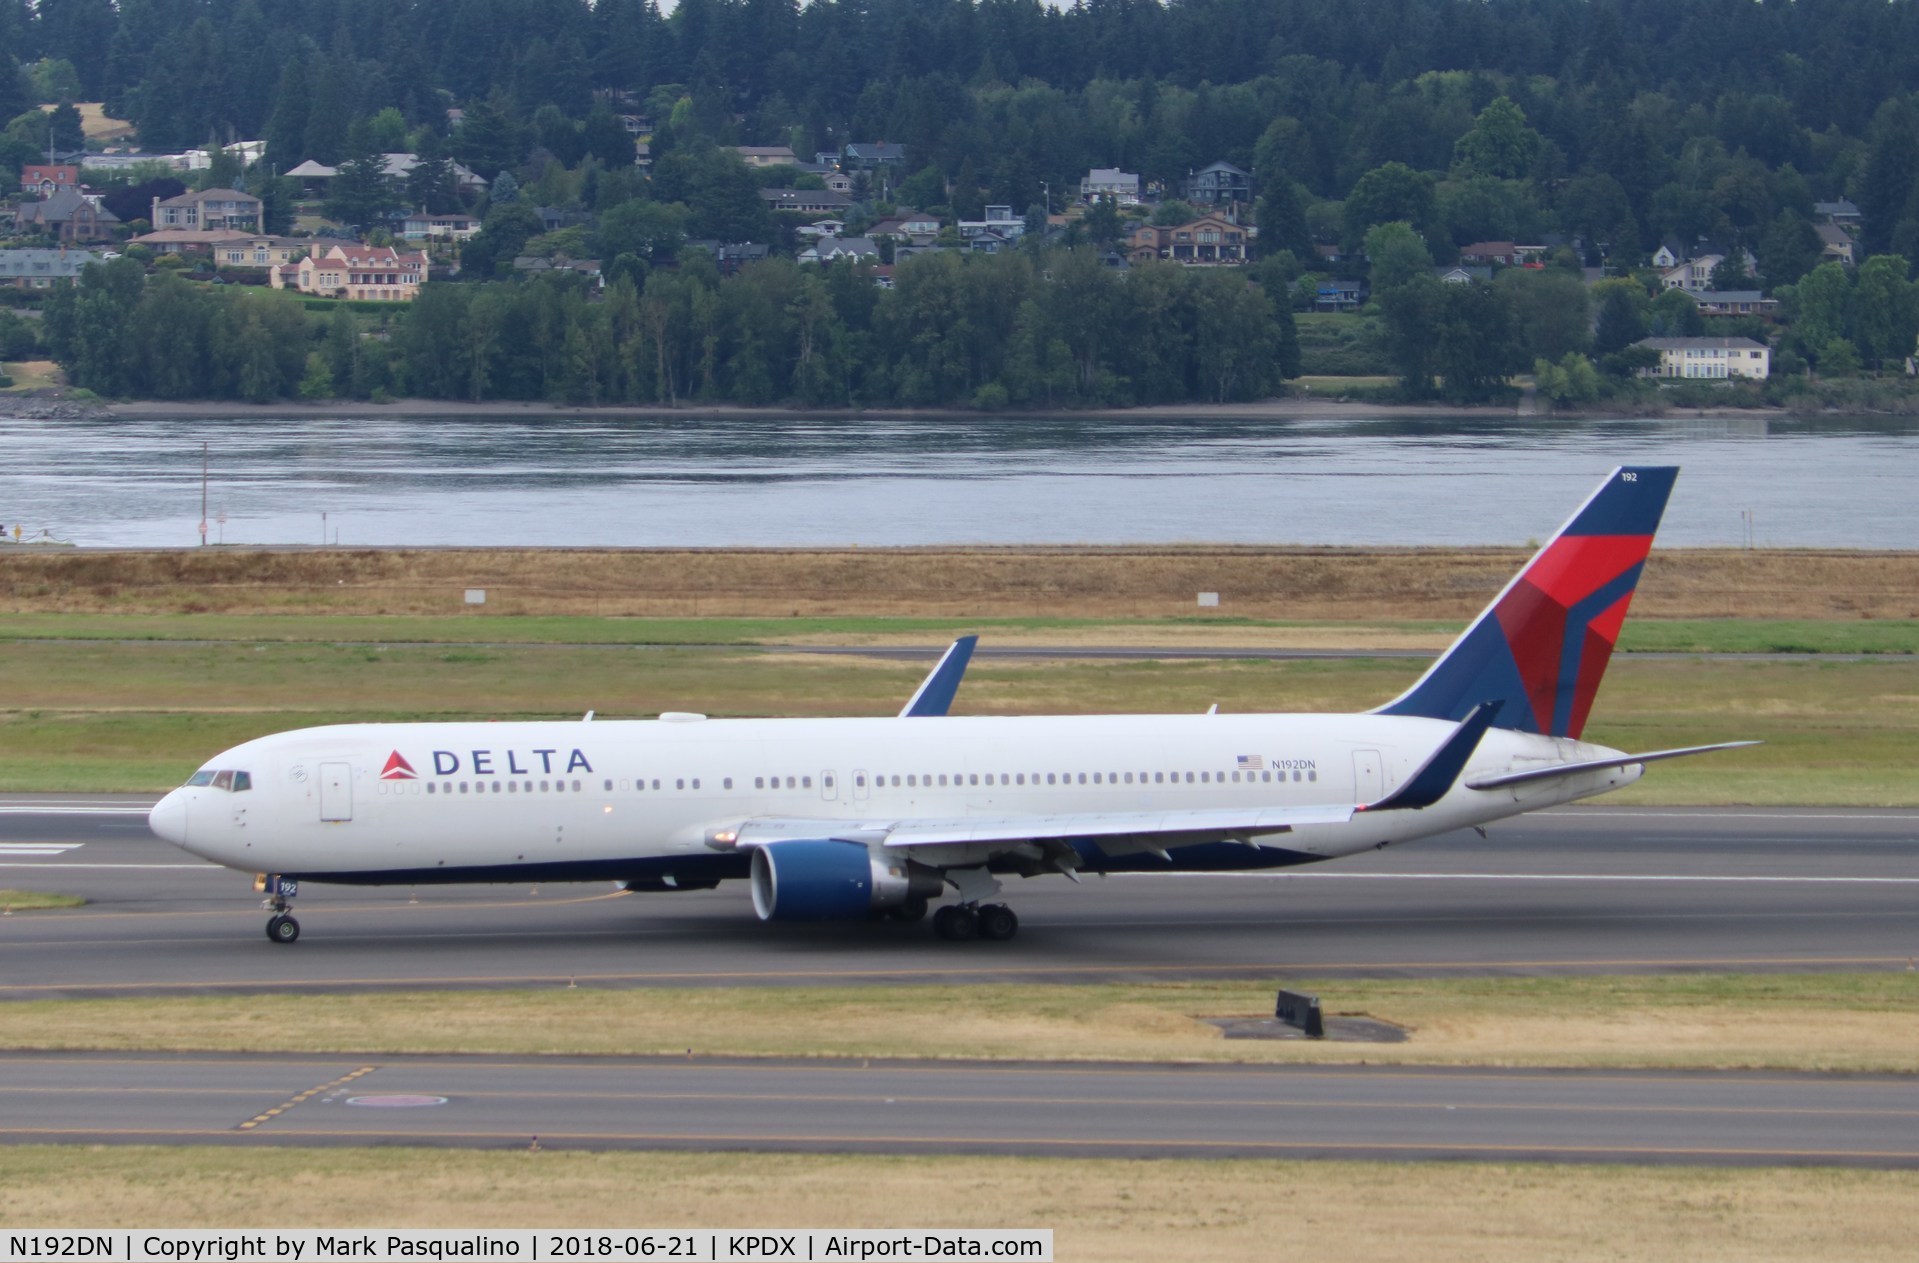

{"left": 41, "top": 250, "right": 1301, "bottom": 407}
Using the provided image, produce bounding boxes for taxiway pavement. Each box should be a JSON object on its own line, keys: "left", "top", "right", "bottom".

{"left": 2, "top": 799, "right": 1915, "bottom": 997}
{"left": 3, "top": 1050, "right": 1915, "bottom": 1166}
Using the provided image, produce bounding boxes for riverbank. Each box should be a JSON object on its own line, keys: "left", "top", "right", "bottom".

{"left": 81, "top": 396, "right": 1787, "bottom": 422}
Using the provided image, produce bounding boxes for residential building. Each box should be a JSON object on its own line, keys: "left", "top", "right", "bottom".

{"left": 513, "top": 256, "right": 604, "bottom": 286}
{"left": 733, "top": 145, "right": 798, "bottom": 167}
{"left": 211, "top": 236, "right": 310, "bottom": 270}
{"left": 1814, "top": 199, "right": 1861, "bottom": 223}
{"left": 401, "top": 210, "right": 481, "bottom": 241}
{"left": 958, "top": 206, "right": 1025, "bottom": 242}
{"left": 759, "top": 188, "right": 853, "bottom": 215}
{"left": 1634, "top": 336, "right": 1770, "bottom": 380}
{"left": 1081, "top": 168, "right": 1140, "bottom": 202}
{"left": 1436, "top": 264, "right": 1493, "bottom": 284}
{"left": 1127, "top": 214, "right": 1250, "bottom": 265}
{"left": 1312, "top": 278, "right": 1367, "bottom": 312}
{"left": 20, "top": 164, "right": 80, "bottom": 196}
{"left": 1183, "top": 160, "right": 1252, "bottom": 208}
{"left": 13, "top": 188, "right": 120, "bottom": 243}
{"left": 842, "top": 142, "right": 906, "bottom": 167}
{"left": 798, "top": 237, "right": 880, "bottom": 264}
{"left": 1816, "top": 222, "right": 1855, "bottom": 266}
{"left": 0, "top": 247, "right": 105, "bottom": 287}
{"left": 1689, "top": 290, "right": 1779, "bottom": 318}
{"left": 1661, "top": 255, "right": 1724, "bottom": 293}
{"left": 870, "top": 211, "right": 940, "bottom": 241}
{"left": 967, "top": 230, "right": 1015, "bottom": 254}
{"left": 151, "top": 187, "right": 262, "bottom": 234}
{"left": 272, "top": 243, "right": 427, "bottom": 301}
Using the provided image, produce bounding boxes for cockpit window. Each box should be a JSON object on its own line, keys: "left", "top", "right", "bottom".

{"left": 189, "top": 769, "right": 253, "bottom": 791}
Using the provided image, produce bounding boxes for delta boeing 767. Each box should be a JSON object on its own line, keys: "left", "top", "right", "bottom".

{"left": 147, "top": 466, "right": 1751, "bottom": 943}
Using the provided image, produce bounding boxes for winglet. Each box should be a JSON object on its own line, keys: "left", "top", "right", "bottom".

{"left": 1362, "top": 700, "right": 1503, "bottom": 812}
{"left": 898, "top": 636, "right": 978, "bottom": 717}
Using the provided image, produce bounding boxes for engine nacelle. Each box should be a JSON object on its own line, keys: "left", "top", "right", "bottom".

{"left": 750, "top": 839, "right": 942, "bottom": 921}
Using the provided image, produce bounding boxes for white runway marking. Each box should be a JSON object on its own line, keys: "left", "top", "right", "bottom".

{"left": 0, "top": 843, "right": 84, "bottom": 857}
{"left": 0, "top": 807, "right": 154, "bottom": 816}
{"left": 0, "top": 862, "right": 216, "bottom": 871}
{"left": 1550, "top": 811, "right": 1919, "bottom": 821}
{"left": 1117, "top": 871, "right": 1919, "bottom": 884}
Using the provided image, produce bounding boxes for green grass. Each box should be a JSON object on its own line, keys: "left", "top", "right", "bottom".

{"left": 0, "top": 612, "right": 1913, "bottom": 653}
{"left": 0, "top": 889, "right": 84, "bottom": 909}
{"left": 4, "top": 975, "right": 1915, "bottom": 1072}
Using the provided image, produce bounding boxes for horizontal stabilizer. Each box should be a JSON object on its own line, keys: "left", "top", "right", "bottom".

{"left": 1465, "top": 741, "right": 1762, "bottom": 791}
{"left": 1362, "top": 700, "right": 1503, "bottom": 812}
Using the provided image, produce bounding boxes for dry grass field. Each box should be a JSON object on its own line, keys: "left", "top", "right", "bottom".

{"left": 3, "top": 546, "right": 1916, "bottom": 620}
{"left": 4, "top": 976, "right": 1916, "bottom": 1073}
{"left": 2, "top": 1148, "right": 1916, "bottom": 1262}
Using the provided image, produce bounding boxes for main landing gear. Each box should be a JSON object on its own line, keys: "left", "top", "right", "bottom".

{"left": 932, "top": 902, "right": 1019, "bottom": 942}
{"left": 262, "top": 875, "right": 300, "bottom": 944}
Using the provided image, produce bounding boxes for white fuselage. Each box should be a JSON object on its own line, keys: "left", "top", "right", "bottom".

{"left": 149, "top": 711, "right": 1641, "bottom": 885}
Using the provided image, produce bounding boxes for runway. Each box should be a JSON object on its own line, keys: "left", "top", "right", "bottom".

{"left": 3, "top": 1050, "right": 1915, "bottom": 1166}
{"left": 3, "top": 798, "right": 1916, "bottom": 997}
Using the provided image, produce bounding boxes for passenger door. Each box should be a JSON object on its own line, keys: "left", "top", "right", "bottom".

{"left": 319, "top": 762, "right": 354, "bottom": 822}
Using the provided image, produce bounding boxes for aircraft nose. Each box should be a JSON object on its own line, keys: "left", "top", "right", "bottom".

{"left": 148, "top": 789, "right": 190, "bottom": 847}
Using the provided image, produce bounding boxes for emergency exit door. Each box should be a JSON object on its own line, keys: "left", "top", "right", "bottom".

{"left": 319, "top": 762, "right": 354, "bottom": 821}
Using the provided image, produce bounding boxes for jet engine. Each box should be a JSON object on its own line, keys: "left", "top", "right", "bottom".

{"left": 749, "top": 839, "right": 943, "bottom": 921}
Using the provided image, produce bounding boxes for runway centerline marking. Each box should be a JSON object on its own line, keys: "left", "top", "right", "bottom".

{"left": 1113, "top": 872, "right": 1919, "bottom": 884}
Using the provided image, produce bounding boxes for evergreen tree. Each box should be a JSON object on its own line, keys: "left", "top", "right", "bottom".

{"left": 326, "top": 141, "right": 401, "bottom": 231}
{"left": 1256, "top": 179, "right": 1313, "bottom": 260}
{"left": 263, "top": 56, "right": 311, "bottom": 171}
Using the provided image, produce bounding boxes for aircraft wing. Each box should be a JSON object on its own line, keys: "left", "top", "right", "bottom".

{"left": 727, "top": 803, "right": 1357, "bottom": 854}
{"left": 1464, "top": 740, "right": 1761, "bottom": 790}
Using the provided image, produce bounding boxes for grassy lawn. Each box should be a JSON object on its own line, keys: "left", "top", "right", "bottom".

{"left": 4, "top": 975, "right": 1915, "bottom": 1073}
{"left": 3, "top": 1148, "right": 1913, "bottom": 1262}
{"left": 0, "top": 889, "right": 84, "bottom": 909}
{"left": 0, "top": 359, "right": 62, "bottom": 392}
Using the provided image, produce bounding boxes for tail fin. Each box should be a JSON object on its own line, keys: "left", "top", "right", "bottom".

{"left": 1376, "top": 466, "right": 1677, "bottom": 739}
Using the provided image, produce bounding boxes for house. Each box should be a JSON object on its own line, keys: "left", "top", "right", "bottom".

{"left": 1458, "top": 241, "right": 1522, "bottom": 266}
{"left": 210, "top": 236, "right": 310, "bottom": 270}
{"left": 0, "top": 247, "right": 105, "bottom": 287}
{"left": 1312, "top": 278, "right": 1367, "bottom": 312}
{"left": 842, "top": 142, "right": 906, "bottom": 168}
{"left": 797, "top": 219, "right": 846, "bottom": 239}
{"left": 513, "top": 255, "right": 604, "bottom": 286}
{"left": 272, "top": 243, "right": 427, "bottom": 301}
{"left": 1634, "top": 336, "right": 1770, "bottom": 380}
{"left": 716, "top": 242, "right": 771, "bottom": 276}
{"left": 13, "top": 189, "right": 120, "bottom": 243}
{"left": 400, "top": 210, "right": 481, "bottom": 242}
{"left": 870, "top": 264, "right": 895, "bottom": 290}
{"left": 1127, "top": 214, "right": 1249, "bottom": 265}
{"left": 1689, "top": 290, "right": 1779, "bottom": 318}
{"left": 20, "top": 164, "right": 80, "bottom": 196}
{"left": 151, "top": 188, "right": 262, "bottom": 234}
{"left": 1816, "top": 222, "right": 1855, "bottom": 266}
{"left": 732, "top": 145, "right": 797, "bottom": 167}
{"left": 1436, "top": 264, "right": 1493, "bottom": 284}
{"left": 870, "top": 211, "right": 940, "bottom": 241}
{"left": 1660, "top": 255, "right": 1724, "bottom": 293}
{"left": 967, "top": 229, "right": 1015, "bottom": 254}
{"left": 1814, "top": 199, "right": 1861, "bottom": 223}
{"left": 759, "top": 188, "right": 853, "bottom": 215}
{"left": 1081, "top": 168, "right": 1140, "bottom": 203}
{"left": 799, "top": 237, "right": 880, "bottom": 264}
{"left": 958, "top": 206, "right": 1024, "bottom": 242}
{"left": 1183, "top": 160, "right": 1252, "bottom": 208}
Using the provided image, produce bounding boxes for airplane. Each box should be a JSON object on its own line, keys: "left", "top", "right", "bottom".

{"left": 147, "top": 466, "right": 1753, "bottom": 945}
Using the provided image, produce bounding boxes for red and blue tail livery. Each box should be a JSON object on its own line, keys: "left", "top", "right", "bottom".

{"left": 1377, "top": 466, "right": 1678, "bottom": 739}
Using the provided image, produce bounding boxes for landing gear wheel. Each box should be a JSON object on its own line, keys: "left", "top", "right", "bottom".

{"left": 890, "top": 895, "right": 930, "bottom": 923}
{"left": 266, "top": 914, "right": 300, "bottom": 944}
{"left": 977, "top": 903, "right": 1019, "bottom": 941}
{"left": 933, "top": 904, "right": 979, "bottom": 941}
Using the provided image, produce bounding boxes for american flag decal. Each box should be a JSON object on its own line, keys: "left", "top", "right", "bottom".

{"left": 1236, "top": 754, "right": 1264, "bottom": 770}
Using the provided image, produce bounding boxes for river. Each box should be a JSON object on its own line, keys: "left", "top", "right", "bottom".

{"left": 0, "top": 412, "right": 1913, "bottom": 549}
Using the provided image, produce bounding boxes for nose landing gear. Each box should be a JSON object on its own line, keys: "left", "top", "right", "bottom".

{"left": 262, "top": 875, "right": 300, "bottom": 944}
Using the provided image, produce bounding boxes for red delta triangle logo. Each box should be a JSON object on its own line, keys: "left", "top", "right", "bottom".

{"left": 380, "top": 751, "right": 418, "bottom": 781}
